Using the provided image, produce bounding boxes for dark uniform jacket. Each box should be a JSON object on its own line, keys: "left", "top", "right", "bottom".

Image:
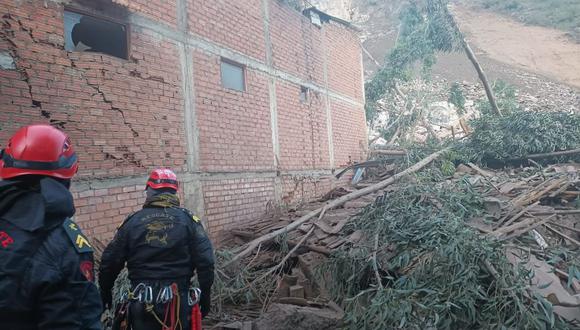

{"left": 0, "top": 177, "right": 102, "bottom": 330}
{"left": 98, "top": 193, "right": 215, "bottom": 318}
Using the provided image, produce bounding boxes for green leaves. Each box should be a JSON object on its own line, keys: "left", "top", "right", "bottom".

{"left": 458, "top": 110, "right": 580, "bottom": 163}
{"left": 448, "top": 82, "right": 466, "bottom": 115}
{"left": 365, "top": 0, "right": 463, "bottom": 124}
{"left": 319, "top": 175, "right": 572, "bottom": 329}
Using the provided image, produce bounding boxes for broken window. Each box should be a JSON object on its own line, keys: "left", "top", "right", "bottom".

{"left": 64, "top": 9, "right": 128, "bottom": 59}
{"left": 220, "top": 59, "right": 245, "bottom": 92}
{"left": 300, "top": 86, "right": 310, "bottom": 102}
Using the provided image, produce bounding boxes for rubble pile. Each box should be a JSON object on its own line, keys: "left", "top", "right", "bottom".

{"left": 210, "top": 111, "right": 580, "bottom": 329}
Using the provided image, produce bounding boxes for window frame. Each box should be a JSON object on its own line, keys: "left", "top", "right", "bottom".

{"left": 64, "top": 6, "right": 131, "bottom": 60}
{"left": 220, "top": 58, "right": 246, "bottom": 92}
{"left": 300, "top": 85, "right": 310, "bottom": 103}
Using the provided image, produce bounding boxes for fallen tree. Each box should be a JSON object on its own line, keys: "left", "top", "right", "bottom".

{"left": 319, "top": 171, "right": 578, "bottom": 329}
{"left": 225, "top": 147, "right": 451, "bottom": 267}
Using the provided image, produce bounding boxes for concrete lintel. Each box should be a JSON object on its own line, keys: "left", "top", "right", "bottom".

{"left": 129, "top": 12, "right": 364, "bottom": 109}
{"left": 71, "top": 175, "right": 149, "bottom": 192}
{"left": 71, "top": 169, "right": 340, "bottom": 192}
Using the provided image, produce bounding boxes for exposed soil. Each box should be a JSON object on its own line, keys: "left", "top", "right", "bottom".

{"left": 353, "top": 0, "right": 580, "bottom": 100}
{"left": 452, "top": 4, "right": 580, "bottom": 90}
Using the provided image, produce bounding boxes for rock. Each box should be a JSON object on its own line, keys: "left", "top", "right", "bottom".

{"left": 455, "top": 164, "right": 474, "bottom": 175}
{"left": 508, "top": 250, "right": 580, "bottom": 323}
{"left": 289, "top": 284, "right": 304, "bottom": 299}
{"left": 253, "top": 303, "right": 343, "bottom": 330}
{"left": 483, "top": 197, "right": 502, "bottom": 218}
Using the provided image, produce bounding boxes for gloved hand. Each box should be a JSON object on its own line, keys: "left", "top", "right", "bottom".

{"left": 199, "top": 289, "right": 211, "bottom": 318}
{"left": 200, "top": 303, "right": 210, "bottom": 319}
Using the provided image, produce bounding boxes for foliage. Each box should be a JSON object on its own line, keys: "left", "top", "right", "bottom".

{"left": 365, "top": 0, "right": 462, "bottom": 125}
{"left": 318, "top": 176, "right": 572, "bottom": 329}
{"left": 458, "top": 110, "right": 580, "bottom": 163}
{"left": 448, "top": 82, "right": 466, "bottom": 115}
{"left": 211, "top": 250, "right": 277, "bottom": 318}
{"left": 476, "top": 80, "right": 520, "bottom": 115}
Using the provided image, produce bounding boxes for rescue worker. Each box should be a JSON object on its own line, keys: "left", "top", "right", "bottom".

{"left": 0, "top": 124, "right": 102, "bottom": 329}
{"left": 99, "top": 168, "right": 215, "bottom": 330}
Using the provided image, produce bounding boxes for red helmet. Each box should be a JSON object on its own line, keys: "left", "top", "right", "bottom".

{"left": 0, "top": 125, "right": 78, "bottom": 180}
{"left": 146, "top": 168, "right": 178, "bottom": 191}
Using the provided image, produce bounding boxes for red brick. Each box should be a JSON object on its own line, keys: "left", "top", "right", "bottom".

{"left": 0, "top": 0, "right": 364, "bottom": 245}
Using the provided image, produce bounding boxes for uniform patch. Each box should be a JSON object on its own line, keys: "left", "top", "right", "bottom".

{"left": 80, "top": 260, "right": 94, "bottom": 282}
{"left": 63, "top": 218, "right": 93, "bottom": 253}
{"left": 0, "top": 231, "right": 14, "bottom": 248}
{"left": 179, "top": 207, "right": 201, "bottom": 223}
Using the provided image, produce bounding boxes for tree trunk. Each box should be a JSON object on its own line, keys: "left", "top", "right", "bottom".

{"left": 224, "top": 147, "right": 450, "bottom": 267}
{"left": 462, "top": 41, "right": 502, "bottom": 116}
{"left": 445, "top": 5, "right": 502, "bottom": 116}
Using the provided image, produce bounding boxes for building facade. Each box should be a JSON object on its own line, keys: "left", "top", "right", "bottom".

{"left": 0, "top": 0, "right": 367, "bottom": 243}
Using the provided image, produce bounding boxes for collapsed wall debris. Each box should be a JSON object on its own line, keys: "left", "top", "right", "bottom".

{"left": 206, "top": 111, "right": 580, "bottom": 329}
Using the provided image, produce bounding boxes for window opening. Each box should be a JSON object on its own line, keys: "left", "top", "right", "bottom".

{"left": 220, "top": 60, "right": 245, "bottom": 92}
{"left": 64, "top": 10, "right": 128, "bottom": 59}
{"left": 300, "top": 86, "right": 310, "bottom": 102}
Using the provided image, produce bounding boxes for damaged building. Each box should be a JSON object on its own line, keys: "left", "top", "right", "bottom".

{"left": 0, "top": 0, "right": 367, "bottom": 242}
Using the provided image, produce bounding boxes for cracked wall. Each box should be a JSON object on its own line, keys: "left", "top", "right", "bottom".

{"left": 0, "top": 1, "right": 186, "bottom": 180}
{"left": 0, "top": 0, "right": 366, "bottom": 243}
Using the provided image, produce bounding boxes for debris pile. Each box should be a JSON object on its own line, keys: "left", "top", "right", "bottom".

{"left": 210, "top": 111, "right": 580, "bottom": 329}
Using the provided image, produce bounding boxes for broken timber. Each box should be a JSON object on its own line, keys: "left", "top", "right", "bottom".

{"left": 224, "top": 147, "right": 450, "bottom": 267}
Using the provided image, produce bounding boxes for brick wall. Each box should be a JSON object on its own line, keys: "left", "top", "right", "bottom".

{"left": 114, "top": 0, "right": 178, "bottom": 27}
{"left": 276, "top": 80, "right": 330, "bottom": 171}
{"left": 0, "top": 0, "right": 366, "bottom": 244}
{"left": 188, "top": 0, "right": 266, "bottom": 61}
{"left": 325, "top": 23, "right": 364, "bottom": 102}
{"left": 270, "top": 1, "right": 325, "bottom": 84}
{"left": 331, "top": 99, "right": 367, "bottom": 168}
{"left": 193, "top": 50, "right": 274, "bottom": 172}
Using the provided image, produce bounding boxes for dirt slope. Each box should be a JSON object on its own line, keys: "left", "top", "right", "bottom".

{"left": 453, "top": 4, "right": 580, "bottom": 90}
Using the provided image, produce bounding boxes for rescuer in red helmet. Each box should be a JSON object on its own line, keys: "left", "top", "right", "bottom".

{"left": 99, "top": 168, "right": 215, "bottom": 330}
{"left": 0, "top": 124, "right": 102, "bottom": 329}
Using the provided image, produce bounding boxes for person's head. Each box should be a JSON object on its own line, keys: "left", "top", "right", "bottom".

{"left": 0, "top": 125, "right": 78, "bottom": 185}
{"left": 146, "top": 168, "right": 178, "bottom": 197}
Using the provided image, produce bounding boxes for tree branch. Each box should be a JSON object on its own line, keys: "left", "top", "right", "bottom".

{"left": 224, "top": 147, "right": 450, "bottom": 267}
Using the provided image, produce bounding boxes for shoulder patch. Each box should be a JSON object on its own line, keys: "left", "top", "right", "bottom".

{"left": 178, "top": 207, "right": 200, "bottom": 223}
{"left": 63, "top": 218, "right": 93, "bottom": 254}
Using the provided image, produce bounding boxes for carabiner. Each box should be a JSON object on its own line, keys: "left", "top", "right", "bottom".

{"left": 188, "top": 287, "right": 201, "bottom": 306}
{"left": 143, "top": 286, "right": 153, "bottom": 304}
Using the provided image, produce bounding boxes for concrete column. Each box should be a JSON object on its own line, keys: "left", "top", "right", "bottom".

{"left": 262, "top": 0, "right": 282, "bottom": 203}
{"left": 321, "top": 27, "right": 335, "bottom": 170}
{"left": 177, "top": 0, "right": 206, "bottom": 222}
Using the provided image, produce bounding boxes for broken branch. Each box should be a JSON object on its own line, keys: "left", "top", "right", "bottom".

{"left": 224, "top": 147, "right": 451, "bottom": 267}
{"left": 231, "top": 230, "right": 331, "bottom": 256}
{"left": 372, "top": 232, "right": 383, "bottom": 290}
{"left": 369, "top": 149, "right": 407, "bottom": 156}
{"left": 509, "top": 148, "right": 580, "bottom": 162}
{"left": 543, "top": 224, "right": 580, "bottom": 246}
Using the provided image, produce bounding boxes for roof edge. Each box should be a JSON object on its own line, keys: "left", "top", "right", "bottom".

{"left": 302, "top": 7, "right": 361, "bottom": 32}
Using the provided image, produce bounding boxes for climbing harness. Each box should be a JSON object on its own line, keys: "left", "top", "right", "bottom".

{"left": 189, "top": 287, "right": 202, "bottom": 330}
{"left": 188, "top": 287, "right": 201, "bottom": 306}
{"left": 114, "top": 283, "right": 203, "bottom": 330}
